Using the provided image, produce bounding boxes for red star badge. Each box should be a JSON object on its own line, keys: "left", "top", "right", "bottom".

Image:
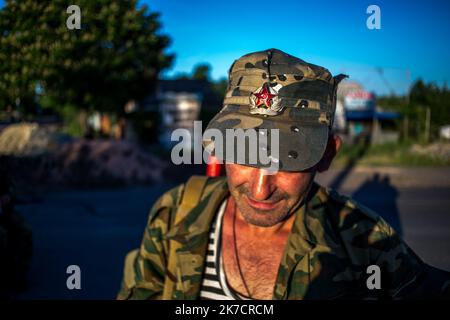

{"left": 253, "top": 84, "right": 277, "bottom": 108}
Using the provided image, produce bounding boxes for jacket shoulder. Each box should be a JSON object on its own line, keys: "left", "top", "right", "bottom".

{"left": 310, "top": 185, "right": 431, "bottom": 298}
{"left": 147, "top": 176, "right": 227, "bottom": 225}
{"left": 319, "top": 187, "right": 383, "bottom": 226}
{"left": 313, "top": 184, "right": 395, "bottom": 253}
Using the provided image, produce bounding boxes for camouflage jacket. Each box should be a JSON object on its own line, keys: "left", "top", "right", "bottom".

{"left": 117, "top": 176, "right": 449, "bottom": 300}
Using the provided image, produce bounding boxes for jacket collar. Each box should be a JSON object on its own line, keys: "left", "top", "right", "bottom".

{"left": 165, "top": 177, "right": 230, "bottom": 242}
{"left": 166, "top": 178, "right": 322, "bottom": 244}
{"left": 166, "top": 177, "right": 325, "bottom": 299}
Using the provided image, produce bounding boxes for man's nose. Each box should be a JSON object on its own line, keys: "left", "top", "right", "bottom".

{"left": 249, "top": 169, "right": 275, "bottom": 201}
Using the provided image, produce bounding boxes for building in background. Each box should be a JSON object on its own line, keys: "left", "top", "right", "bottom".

{"left": 158, "top": 92, "right": 201, "bottom": 150}
{"left": 126, "top": 79, "right": 222, "bottom": 146}
{"left": 336, "top": 81, "right": 401, "bottom": 144}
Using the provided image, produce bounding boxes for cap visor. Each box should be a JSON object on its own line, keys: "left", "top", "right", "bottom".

{"left": 203, "top": 111, "right": 329, "bottom": 172}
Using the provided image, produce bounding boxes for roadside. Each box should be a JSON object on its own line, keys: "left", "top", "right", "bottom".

{"left": 333, "top": 141, "right": 450, "bottom": 167}
{"left": 317, "top": 166, "right": 450, "bottom": 190}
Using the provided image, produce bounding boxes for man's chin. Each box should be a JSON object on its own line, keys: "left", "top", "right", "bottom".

{"left": 241, "top": 214, "right": 280, "bottom": 227}
{"left": 238, "top": 202, "right": 288, "bottom": 227}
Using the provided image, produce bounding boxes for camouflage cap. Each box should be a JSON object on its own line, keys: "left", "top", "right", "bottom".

{"left": 204, "top": 48, "right": 347, "bottom": 171}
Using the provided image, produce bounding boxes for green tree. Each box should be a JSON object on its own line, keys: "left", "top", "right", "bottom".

{"left": 378, "top": 79, "right": 450, "bottom": 141}
{"left": 0, "top": 0, "right": 173, "bottom": 132}
{"left": 409, "top": 79, "right": 450, "bottom": 140}
{"left": 192, "top": 63, "right": 211, "bottom": 81}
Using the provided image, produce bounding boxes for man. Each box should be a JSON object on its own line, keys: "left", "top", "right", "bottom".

{"left": 118, "top": 49, "right": 449, "bottom": 300}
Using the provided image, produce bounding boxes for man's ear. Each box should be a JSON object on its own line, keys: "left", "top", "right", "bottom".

{"left": 316, "top": 134, "right": 342, "bottom": 173}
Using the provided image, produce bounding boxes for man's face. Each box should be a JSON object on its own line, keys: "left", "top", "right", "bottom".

{"left": 224, "top": 134, "right": 342, "bottom": 227}
{"left": 225, "top": 163, "right": 315, "bottom": 227}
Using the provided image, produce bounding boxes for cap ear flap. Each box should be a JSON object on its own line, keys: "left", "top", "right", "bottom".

{"left": 333, "top": 74, "right": 349, "bottom": 86}
{"left": 331, "top": 73, "right": 349, "bottom": 102}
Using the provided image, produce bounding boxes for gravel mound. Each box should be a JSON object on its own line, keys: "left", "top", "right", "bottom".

{"left": 0, "top": 123, "right": 166, "bottom": 187}
{"left": 0, "top": 123, "right": 71, "bottom": 157}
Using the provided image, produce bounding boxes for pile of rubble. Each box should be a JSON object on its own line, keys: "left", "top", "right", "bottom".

{"left": 0, "top": 122, "right": 71, "bottom": 157}
{"left": 0, "top": 123, "right": 166, "bottom": 187}
{"left": 50, "top": 139, "right": 166, "bottom": 185}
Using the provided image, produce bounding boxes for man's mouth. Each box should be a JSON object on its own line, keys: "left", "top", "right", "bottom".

{"left": 244, "top": 195, "right": 282, "bottom": 211}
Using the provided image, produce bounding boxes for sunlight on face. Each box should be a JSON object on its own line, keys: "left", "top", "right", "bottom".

{"left": 225, "top": 163, "right": 315, "bottom": 227}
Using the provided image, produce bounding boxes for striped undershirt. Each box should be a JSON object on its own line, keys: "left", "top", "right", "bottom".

{"left": 199, "top": 199, "right": 252, "bottom": 300}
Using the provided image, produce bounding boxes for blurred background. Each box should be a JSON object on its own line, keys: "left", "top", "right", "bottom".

{"left": 0, "top": 0, "right": 449, "bottom": 299}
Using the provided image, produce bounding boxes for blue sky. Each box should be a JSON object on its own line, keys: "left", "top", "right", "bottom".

{"left": 143, "top": 0, "right": 450, "bottom": 95}
{"left": 1, "top": 0, "right": 449, "bottom": 95}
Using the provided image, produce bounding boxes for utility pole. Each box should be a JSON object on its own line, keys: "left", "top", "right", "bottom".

{"left": 403, "top": 115, "right": 409, "bottom": 141}
{"left": 424, "top": 107, "right": 431, "bottom": 144}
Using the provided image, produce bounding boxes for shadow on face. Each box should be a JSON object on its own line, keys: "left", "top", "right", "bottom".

{"left": 224, "top": 134, "right": 342, "bottom": 227}
{"left": 225, "top": 163, "right": 314, "bottom": 227}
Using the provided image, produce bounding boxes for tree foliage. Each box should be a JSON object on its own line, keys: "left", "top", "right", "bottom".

{"left": 378, "top": 79, "right": 450, "bottom": 140}
{"left": 0, "top": 0, "right": 174, "bottom": 116}
{"left": 409, "top": 80, "right": 450, "bottom": 128}
{"left": 191, "top": 63, "right": 211, "bottom": 81}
